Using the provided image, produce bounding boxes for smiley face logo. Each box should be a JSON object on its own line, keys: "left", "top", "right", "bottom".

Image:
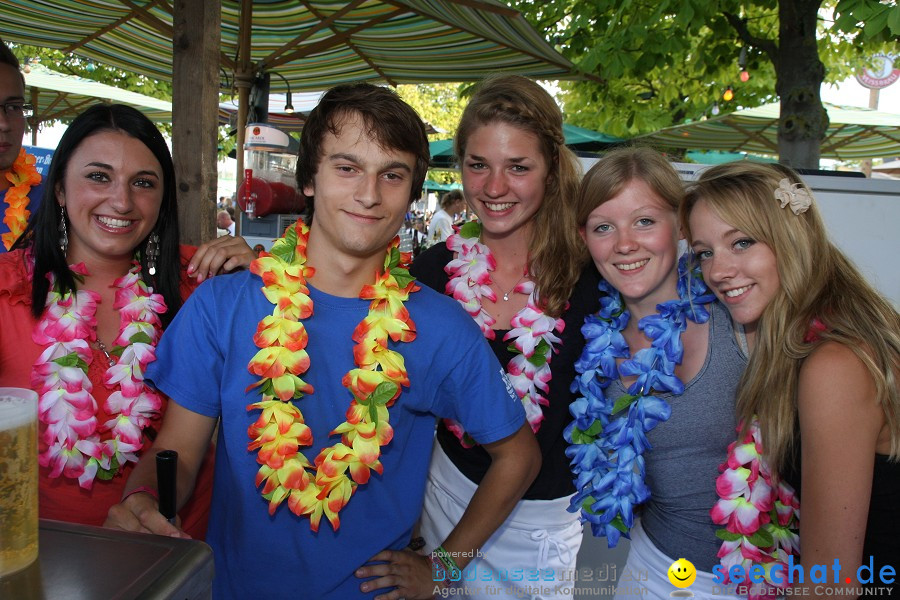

{"left": 667, "top": 558, "right": 696, "bottom": 588}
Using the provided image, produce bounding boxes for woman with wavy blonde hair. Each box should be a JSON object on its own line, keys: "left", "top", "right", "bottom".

{"left": 682, "top": 161, "right": 900, "bottom": 598}
{"left": 411, "top": 74, "right": 596, "bottom": 600}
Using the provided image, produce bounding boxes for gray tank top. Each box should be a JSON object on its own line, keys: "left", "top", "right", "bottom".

{"left": 606, "top": 301, "right": 747, "bottom": 572}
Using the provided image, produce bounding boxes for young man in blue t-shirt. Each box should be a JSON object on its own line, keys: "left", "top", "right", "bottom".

{"left": 105, "top": 83, "right": 540, "bottom": 599}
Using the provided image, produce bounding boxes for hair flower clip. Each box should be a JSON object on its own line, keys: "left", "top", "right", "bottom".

{"left": 774, "top": 178, "right": 812, "bottom": 215}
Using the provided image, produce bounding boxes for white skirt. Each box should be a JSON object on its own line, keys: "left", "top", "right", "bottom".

{"left": 418, "top": 443, "right": 584, "bottom": 600}
{"left": 613, "top": 520, "right": 743, "bottom": 600}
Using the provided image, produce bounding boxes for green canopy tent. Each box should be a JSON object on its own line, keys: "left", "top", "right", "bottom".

{"left": 0, "top": 0, "right": 583, "bottom": 151}
{"left": 423, "top": 179, "right": 462, "bottom": 193}
{"left": 429, "top": 124, "right": 622, "bottom": 168}
{"left": 0, "top": 0, "right": 586, "bottom": 243}
{"left": 22, "top": 63, "right": 173, "bottom": 144}
{"left": 684, "top": 150, "right": 778, "bottom": 165}
{"left": 635, "top": 102, "right": 900, "bottom": 161}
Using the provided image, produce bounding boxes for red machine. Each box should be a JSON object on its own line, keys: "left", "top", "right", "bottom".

{"left": 237, "top": 123, "right": 305, "bottom": 219}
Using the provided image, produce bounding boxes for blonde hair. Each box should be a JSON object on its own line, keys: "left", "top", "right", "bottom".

{"left": 574, "top": 146, "right": 684, "bottom": 227}
{"left": 680, "top": 162, "right": 900, "bottom": 477}
{"left": 455, "top": 74, "right": 586, "bottom": 317}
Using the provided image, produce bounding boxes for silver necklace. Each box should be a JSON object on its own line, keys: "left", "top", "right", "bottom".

{"left": 96, "top": 339, "right": 116, "bottom": 367}
{"left": 496, "top": 272, "right": 527, "bottom": 302}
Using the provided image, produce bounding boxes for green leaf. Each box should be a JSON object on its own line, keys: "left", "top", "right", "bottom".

{"left": 569, "top": 426, "right": 595, "bottom": 445}
{"left": 129, "top": 331, "right": 153, "bottom": 346}
{"left": 388, "top": 246, "right": 401, "bottom": 269}
{"left": 368, "top": 402, "right": 378, "bottom": 423}
{"left": 611, "top": 393, "right": 638, "bottom": 415}
{"left": 748, "top": 527, "right": 774, "bottom": 548}
{"left": 585, "top": 420, "right": 604, "bottom": 436}
{"left": 459, "top": 221, "right": 482, "bottom": 239}
{"left": 96, "top": 455, "right": 120, "bottom": 481}
{"left": 526, "top": 352, "right": 549, "bottom": 368}
{"left": 888, "top": 6, "right": 900, "bottom": 35}
{"left": 391, "top": 268, "right": 416, "bottom": 289}
{"left": 715, "top": 528, "right": 744, "bottom": 542}
{"left": 609, "top": 515, "right": 628, "bottom": 533}
{"left": 369, "top": 381, "right": 398, "bottom": 406}
{"left": 52, "top": 353, "right": 89, "bottom": 372}
{"left": 272, "top": 225, "right": 298, "bottom": 262}
{"left": 580, "top": 495, "right": 597, "bottom": 511}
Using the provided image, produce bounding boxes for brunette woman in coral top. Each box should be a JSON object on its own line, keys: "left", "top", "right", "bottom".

{"left": 0, "top": 104, "right": 255, "bottom": 538}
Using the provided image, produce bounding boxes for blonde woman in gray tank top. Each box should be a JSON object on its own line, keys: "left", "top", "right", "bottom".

{"left": 570, "top": 148, "right": 747, "bottom": 599}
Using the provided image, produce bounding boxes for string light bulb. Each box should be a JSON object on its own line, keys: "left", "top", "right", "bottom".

{"left": 711, "top": 102, "right": 720, "bottom": 116}
{"left": 723, "top": 86, "right": 734, "bottom": 102}
{"left": 740, "top": 70, "right": 750, "bottom": 82}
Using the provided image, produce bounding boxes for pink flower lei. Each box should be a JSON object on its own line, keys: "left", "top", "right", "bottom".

{"left": 444, "top": 222, "right": 564, "bottom": 446}
{"left": 711, "top": 418, "right": 800, "bottom": 599}
{"left": 31, "top": 260, "right": 167, "bottom": 489}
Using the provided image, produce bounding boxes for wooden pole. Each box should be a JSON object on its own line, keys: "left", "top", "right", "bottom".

{"left": 29, "top": 87, "right": 38, "bottom": 146}
{"left": 172, "top": 0, "right": 221, "bottom": 246}
{"left": 861, "top": 87, "right": 879, "bottom": 177}
{"left": 233, "top": 0, "right": 254, "bottom": 237}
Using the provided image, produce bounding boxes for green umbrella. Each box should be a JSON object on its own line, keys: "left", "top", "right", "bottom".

{"left": 429, "top": 124, "right": 622, "bottom": 168}
{"left": 0, "top": 0, "right": 579, "bottom": 91}
{"left": 23, "top": 63, "right": 172, "bottom": 125}
{"left": 636, "top": 102, "right": 900, "bottom": 161}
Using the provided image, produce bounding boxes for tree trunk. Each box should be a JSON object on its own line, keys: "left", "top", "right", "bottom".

{"left": 172, "top": 0, "right": 221, "bottom": 246}
{"left": 775, "top": 0, "right": 827, "bottom": 170}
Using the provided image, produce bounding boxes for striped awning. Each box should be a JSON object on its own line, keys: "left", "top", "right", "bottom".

{"left": 0, "top": 0, "right": 579, "bottom": 92}
{"left": 23, "top": 63, "right": 172, "bottom": 124}
{"left": 635, "top": 102, "right": 900, "bottom": 161}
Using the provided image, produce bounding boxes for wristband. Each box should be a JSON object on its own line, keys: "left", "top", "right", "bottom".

{"left": 430, "top": 545, "right": 461, "bottom": 588}
{"left": 428, "top": 554, "right": 456, "bottom": 589}
{"left": 121, "top": 485, "right": 159, "bottom": 503}
{"left": 434, "top": 545, "right": 462, "bottom": 573}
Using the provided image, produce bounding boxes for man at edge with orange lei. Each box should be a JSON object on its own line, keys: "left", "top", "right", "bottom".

{"left": 0, "top": 39, "right": 43, "bottom": 253}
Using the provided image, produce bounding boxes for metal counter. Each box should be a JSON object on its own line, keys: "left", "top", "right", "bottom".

{"left": 0, "top": 519, "right": 213, "bottom": 599}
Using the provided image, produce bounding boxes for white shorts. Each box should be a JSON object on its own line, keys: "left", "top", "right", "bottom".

{"left": 419, "top": 443, "right": 584, "bottom": 600}
{"left": 613, "top": 520, "right": 743, "bottom": 600}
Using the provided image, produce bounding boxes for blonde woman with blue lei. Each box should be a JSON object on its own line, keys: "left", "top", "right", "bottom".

{"left": 567, "top": 147, "right": 747, "bottom": 599}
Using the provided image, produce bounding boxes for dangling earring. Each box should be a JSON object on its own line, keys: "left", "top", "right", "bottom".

{"left": 146, "top": 231, "right": 160, "bottom": 276}
{"left": 58, "top": 208, "right": 68, "bottom": 254}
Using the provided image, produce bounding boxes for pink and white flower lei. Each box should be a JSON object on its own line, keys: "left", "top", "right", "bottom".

{"left": 444, "top": 223, "right": 564, "bottom": 447}
{"left": 711, "top": 418, "right": 800, "bottom": 599}
{"left": 31, "top": 261, "right": 167, "bottom": 489}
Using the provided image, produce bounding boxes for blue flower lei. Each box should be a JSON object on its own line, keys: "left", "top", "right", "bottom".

{"left": 564, "top": 255, "right": 716, "bottom": 547}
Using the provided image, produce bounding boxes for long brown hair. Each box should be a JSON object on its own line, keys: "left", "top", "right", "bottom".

{"left": 681, "top": 162, "right": 900, "bottom": 476}
{"left": 455, "top": 74, "right": 586, "bottom": 317}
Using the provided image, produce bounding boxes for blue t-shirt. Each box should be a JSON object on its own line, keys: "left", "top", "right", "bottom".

{"left": 146, "top": 270, "right": 525, "bottom": 599}
{"left": 0, "top": 181, "right": 44, "bottom": 252}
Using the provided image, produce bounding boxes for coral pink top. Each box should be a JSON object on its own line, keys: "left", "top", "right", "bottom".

{"left": 0, "top": 247, "right": 215, "bottom": 539}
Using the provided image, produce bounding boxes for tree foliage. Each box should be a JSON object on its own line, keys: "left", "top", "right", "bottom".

{"left": 396, "top": 82, "right": 469, "bottom": 184}
{"left": 511, "top": 0, "right": 898, "bottom": 166}
{"left": 396, "top": 82, "right": 469, "bottom": 140}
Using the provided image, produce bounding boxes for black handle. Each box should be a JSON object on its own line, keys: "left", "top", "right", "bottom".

{"left": 156, "top": 450, "right": 178, "bottom": 524}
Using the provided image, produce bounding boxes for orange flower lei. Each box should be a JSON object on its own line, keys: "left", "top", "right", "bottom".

{"left": 2, "top": 148, "right": 42, "bottom": 250}
{"left": 246, "top": 221, "right": 419, "bottom": 532}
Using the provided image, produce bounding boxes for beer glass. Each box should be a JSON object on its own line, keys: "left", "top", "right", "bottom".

{"left": 0, "top": 387, "right": 38, "bottom": 577}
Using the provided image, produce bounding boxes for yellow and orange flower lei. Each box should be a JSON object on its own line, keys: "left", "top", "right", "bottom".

{"left": 246, "top": 221, "right": 419, "bottom": 532}
{"left": 2, "top": 148, "right": 41, "bottom": 250}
